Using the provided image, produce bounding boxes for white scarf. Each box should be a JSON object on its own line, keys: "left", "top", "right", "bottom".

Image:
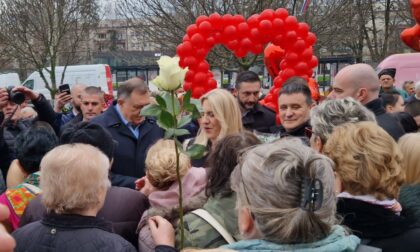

{"left": 338, "top": 191, "right": 401, "bottom": 215}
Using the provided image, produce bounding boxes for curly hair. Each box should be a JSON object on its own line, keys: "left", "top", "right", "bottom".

{"left": 323, "top": 121, "right": 404, "bottom": 200}
{"left": 146, "top": 139, "right": 190, "bottom": 190}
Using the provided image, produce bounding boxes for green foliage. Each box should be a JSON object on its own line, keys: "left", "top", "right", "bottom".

{"left": 140, "top": 89, "right": 205, "bottom": 160}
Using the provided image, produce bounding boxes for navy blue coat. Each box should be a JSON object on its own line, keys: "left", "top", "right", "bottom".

{"left": 91, "top": 105, "right": 164, "bottom": 188}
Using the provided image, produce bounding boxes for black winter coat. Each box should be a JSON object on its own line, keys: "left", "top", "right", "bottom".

{"left": 91, "top": 104, "right": 164, "bottom": 188}
{"left": 365, "top": 98, "right": 405, "bottom": 141}
{"left": 12, "top": 213, "right": 136, "bottom": 252}
{"left": 242, "top": 103, "right": 276, "bottom": 133}
{"left": 337, "top": 197, "right": 420, "bottom": 252}
{"left": 0, "top": 94, "right": 56, "bottom": 178}
{"left": 20, "top": 186, "right": 149, "bottom": 248}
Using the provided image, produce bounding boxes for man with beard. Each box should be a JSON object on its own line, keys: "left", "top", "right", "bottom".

{"left": 233, "top": 71, "right": 276, "bottom": 133}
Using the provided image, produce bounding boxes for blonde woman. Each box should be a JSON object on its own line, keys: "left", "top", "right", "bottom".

{"left": 137, "top": 139, "right": 207, "bottom": 252}
{"left": 185, "top": 89, "right": 243, "bottom": 167}
{"left": 324, "top": 122, "right": 420, "bottom": 251}
{"left": 398, "top": 133, "right": 420, "bottom": 226}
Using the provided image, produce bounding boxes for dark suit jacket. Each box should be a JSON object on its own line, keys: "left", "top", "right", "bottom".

{"left": 91, "top": 104, "right": 164, "bottom": 188}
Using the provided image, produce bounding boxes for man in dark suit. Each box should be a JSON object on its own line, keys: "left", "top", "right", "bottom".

{"left": 233, "top": 71, "right": 276, "bottom": 133}
{"left": 91, "top": 77, "right": 164, "bottom": 188}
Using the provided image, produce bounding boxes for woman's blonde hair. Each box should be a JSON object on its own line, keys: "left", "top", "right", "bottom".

{"left": 40, "top": 144, "right": 111, "bottom": 214}
{"left": 146, "top": 139, "right": 190, "bottom": 190}
{"left": 398, "top": 133, "right": 420, "bottom": 185}
{"left": 194, "top": 89, "right": 243, "bottom": 146}
{"left": 324, "top": 121, "right": 404, "bottom": 199}
{"left": 231, "top": 138, "right": 337, "bottom": 244}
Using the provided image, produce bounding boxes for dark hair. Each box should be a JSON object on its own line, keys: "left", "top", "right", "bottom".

{"left": 393, "top": 112, "right": 418, "bottom": 133}
{"left": 60, "top": 122, "right": 116, "bottom": 161}
{"left": 403, "top": 81, "right": 414, "bottom": 90}
{"left": 15, "top": 122, "right": 58, "bottom": 174}
{"left": 279, "top": 77, "right": 313, "bottom": 105}
{"left": 206, "top": 131, "right": 261, "bottom": 197}
{"left": 405, "top": 100, "right": 420, "bottom": 117}
{"left": 117, "top": 77, "right": 148, "bottom": 99}
{"left": 235, "top": 71, "right": 260, "bottom": 89}
{"left": 380, "top": 91, "right": 402, "bottom": 108}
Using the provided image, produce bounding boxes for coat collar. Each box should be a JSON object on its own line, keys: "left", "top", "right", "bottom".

{"left": 337, "top": 197, "right": 411, "bottom": 239}
{"left": 102, "top": 104, "right": 157, "bottom": 141}
{"left": 365, "top": 98, "right": 386, "bottom": 117}
{"left": 42, "top": 212, "right": 113, "bottom": 232}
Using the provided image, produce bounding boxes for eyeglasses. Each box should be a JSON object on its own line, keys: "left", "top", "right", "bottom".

{"left": 304, "top": 127, "right": 313, "bottom": 139}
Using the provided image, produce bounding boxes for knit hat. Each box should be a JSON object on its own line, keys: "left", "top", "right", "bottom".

{"left": 60, "top": 122, "right": 117, "bottom": 161}
{"left": 378, "top": 68, "right": 396, "bottom": 79}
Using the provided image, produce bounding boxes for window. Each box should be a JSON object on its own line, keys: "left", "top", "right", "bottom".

{"left": 98, "top": 33, "right": 106, "bottom": 39}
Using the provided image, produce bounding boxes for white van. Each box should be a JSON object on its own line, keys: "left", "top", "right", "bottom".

{"left": 0, "top": 73, "right": 21, "bottom": 88}
{"left": 23, "top": 64, "right": 113, "bottom": 100}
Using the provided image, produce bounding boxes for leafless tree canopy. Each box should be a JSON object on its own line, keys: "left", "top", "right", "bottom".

{"left": 118, "top": 0, "right": 413, "bottom": 68}
{"left": 0, "top": 0, "right": 99, "bottom": 94}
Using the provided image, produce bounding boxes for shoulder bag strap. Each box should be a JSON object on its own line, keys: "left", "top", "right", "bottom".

{"left": 191, "top": 208, "right": 236, "bottom": 244}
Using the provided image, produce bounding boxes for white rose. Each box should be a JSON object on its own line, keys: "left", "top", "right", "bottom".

{"left": 152, "top": 56, "right": 188, "bottom": 91}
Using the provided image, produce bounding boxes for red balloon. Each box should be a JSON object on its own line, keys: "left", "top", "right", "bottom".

{"left": 285, "top": 16, "right": 298, "bottom": 30}
{"left": 209, "top": 13, "right": 223, "bottom": 30}
{"left": 247, "top": 14, "right": 260, "bottom": 28}
{"left": 196, "top": 15, "right": 208, "bottom": 25}
{"left": 273, "top": 18, "right": 285, "bottom": 32}
{"left": 237, "top": 22, "right": 250, "bottom": 36}
{"left": 264, "top": 44, "right": 285, "bottom": 78}
{"left": 273, "top": 76, "right": 283, "bottom": 87}
{"left": 259, "top": 20, "right": 273, "bottom": 32}
{"left": 233, "top": 14, "right": 245, "bottom": 24}
{"left": 275, "top": 8, "right": 289, "bottom": 19}
{"left": 185, "top": 70, "right": 195, "bottom": 81}
{"left": 182, "top": 35, "right": 190, "bottom": 42}
{"left": 250, "top": 28, "right": 261, "bottom": 41}
{"left": 293, "top": 40, "right": 306, "bottom": 53}
{"left": 285, "top": 52, "right": 299, "bottom": 64}
{"left": 301, "top": 47, "right": 313, "bottom": 60}
{"left": 281, "top": 68, "right": 296, "bottom": 80}
{"left": 206, "top": 37, "right": 216, "bottom": 47}
{"left": 223, "top": 25, "right": 237, "bottom": 38}
{"left": 199, "top": 21, "right": 213, "bottom": 35}
{"left": 222, "top": 14, "right": 234, "bottom": 25}
{"left": 297, "top": 22, "right": 310, "bottom": 37}
{"left": 196, "top": 48, "right": 208, "bottom": 60}
{"left": 273, "top": 35, "right": 283, "bottom": 46}
{"left": 186, "top": 24, "right": 198, "bottom": 37}
{"left": 191, "top": 33, "right": 205, "bottom": 46}
{"left": 294, "top": 62, "right": 309, "bottom": 74}
{"left": 235, "top": 48, "right": 248, "bottom": 58}
{"left": 192, "top": 87, "right": 206, "bottom": 98}
{"left": 308, "top": 78, "right": 320, "bottom": 101}
{"left": 251, "top": 44, "right": 264, "bottom": 54}
{"left": 306, "top": 32, "right": 317, "bottom": 46}
{"left": 226, "top": 40, "right": 239, "bottom": 50}
{"left": 194, "top": 72, "right": 208, "bottom": 84}
{"left": 183, "top": 81, "right": 192, "bottom": 91}
{"left": 198, "top": 61, "right": 210, "bottom": 72}
{"left": 240, "top": 38, "right": 253, "bottom": 50}
{"left": 183, "top": 56, "right": 197, "bottom": 66}
{"left": 309, "top": 56, "right": 319, "bottom": 68}
{"left": 259, "top": 9, "right": 275, "bottom": 21}
{"left": 208, "top": 79, "right": 217, "bottom": 89}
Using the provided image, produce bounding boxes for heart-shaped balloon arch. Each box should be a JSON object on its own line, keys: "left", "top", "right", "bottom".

{"left": 176, "top": 8, "right": 320, "bottom": 113}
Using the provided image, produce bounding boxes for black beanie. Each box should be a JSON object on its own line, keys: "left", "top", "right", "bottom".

{"left": 378, "top": 68, "right": 396, "bottom": 79}
{"left": 60, "top": 122, "right": 116, "bottom": 161}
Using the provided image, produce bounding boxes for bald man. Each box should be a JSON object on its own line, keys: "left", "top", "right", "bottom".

{"left": 328, "top": 64, "right": 405, "bottom": 141}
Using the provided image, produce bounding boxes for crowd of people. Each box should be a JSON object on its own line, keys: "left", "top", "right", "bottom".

{"left": 1, "top": 63, "right": 420, "bottom": 251}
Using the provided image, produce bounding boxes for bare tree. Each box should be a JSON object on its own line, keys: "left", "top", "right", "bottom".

{"left": 0, "top": 0, "right": 100, "bottom": 96}
{"left": 117, "top": 0, "right": 294, "bottom": 71}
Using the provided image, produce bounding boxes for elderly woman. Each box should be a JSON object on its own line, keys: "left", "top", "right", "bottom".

{"left": 309, "top": 97, "right": 375, "bottom": 152}
{"left": 184, "top": 89, "right": 243, "bottom": 167}
{"left": 149, "top": 138, "right": 369, "bottom": 251}
{"left": 398, "top": 133, "right": 420, "bottom": 226}
{"left": 324, "top": 122, "right": 420, "bottom": 251}
{"left": 11, "top": 144, "right": 137, "bottom": 252}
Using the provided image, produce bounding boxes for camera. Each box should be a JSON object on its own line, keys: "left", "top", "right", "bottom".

{"left": 6, "top": 86, "right": 25, "bottom": 105}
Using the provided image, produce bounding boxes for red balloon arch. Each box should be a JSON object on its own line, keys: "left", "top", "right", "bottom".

{"left": 176, "top": 8, "right": 319, "bottom": 112}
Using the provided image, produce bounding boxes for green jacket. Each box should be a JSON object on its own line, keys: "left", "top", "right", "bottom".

{"left": 400, "top": 185, "right": 420, "bottom": 226}
{"left": 176, "top": 193, "right": 239, "bottom": 249}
